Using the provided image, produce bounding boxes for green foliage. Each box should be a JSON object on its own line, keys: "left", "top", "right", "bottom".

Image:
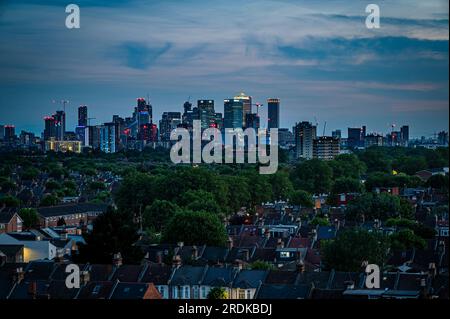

{"left": 346, "top": 192, "right": 413, "bottom": 221}
{"left": 143, "top": 200, "right": 180, "bottom": 232}
{"left": 89, "top": 181, "right": 106, "bottom": 192}
{"left": 310, "top": 216, "right": 331, "bottom": 226}
{"left": 45, "top": 180, "right": 61, "bottom": 191}
{"left": 290, "top": 189, "right": 314, "bottom": 207}
{"left": 162, "top": 210, "right": 227, "bottom": 247}
{"left": 0, "top": 178, "right": 16, "bottom": 193}
{"left": 328, "top": 154, "right": 366, "bottom": 179}
{"left": 40, "top": 194, "right": 59, "bottom": 207}
{"left": 250, "top": 260, "right": 275, "bottom": 270}
{"left": 426, "top": 174, "right": 449, "bottom": 193}
{"left": 0, "top": 195, "right": 20, "bottom": 208}
{"left": 332, "top": 177, "right": 363, "bottom": 194}
{"left": 268, "top": 170, "right": 294, "bottom": 201}
{"left": 19, "top": 208, "right": 39, "bottom": 229}
{"left": 390, "top": 229, "right": 427, "bottom": 250}
{"left": 207, "top": 287, "right": 228, "bottom": 299}
{"left": 21, "top": 167, "right": 39, "bottom": 180}
{"left": 75, "top": 207, "right": 144, "bottom": 264}
{"left": 291, "top": 159, "right": 333, "bottom": 194}
{"left": 321, "top": 229, "right": 390, "bottom": 271}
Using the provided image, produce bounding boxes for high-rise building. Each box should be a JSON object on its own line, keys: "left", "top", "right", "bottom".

{"left": 78, "top": 105, "right": 88, "bottom": 127}
{"left": 0, "top": 125, "right": 4, "bottom": 141}
{"left": 245, "top": 113, "right": 260, "bottom": 130}
{"left": 438, "top": 131, "right": 449, "bottom": 146}
{"left": 19, "top": 131, "right": 35, "bottom": 146}
{"left": 400, "top": 125, "right": 409, "bottom": 146}
{"left": 365, "top": 133, "right": 384, "bottom": 147}
{"left": 234, "top": 92, "right": 252, "bottom": 127}
{"left": 197, "top": 100, "right": 215, "bottom": 129}
{"left": 313, "top": 136, "right": 340, "bottom": 160}
{"left": 53, "top": 111, "right": 66, "bottom": 141}
{"left": 159, "top": 112, "right": 182, "bottom": 142}
{"left": 332, "top": 129, "right": 342, "bottom": 139}
{"left": 278, "top": 128, "right": 295, "bottom": 148}
{"left": 3, "top": 125, "right": 16, "bottom": 144}
{"left": 100, "top": 122, "right": 119, "bottom": 153}
{"left": 347, "top": 127, "right": 365, "bottom": 148}
{"left": 224, "top": 99, "right": 244, "bottom": 130}
{"left": 267, "top": 98, "right": 280, "bottom": 130}
{"left": 294, "top": 121, "right": 317, "bottom": 159}
{"left": 88, "top": 125, "right": 101, "bottom": 150}
{"left": 214, "top": 113, "right": 223, "bottom": 130}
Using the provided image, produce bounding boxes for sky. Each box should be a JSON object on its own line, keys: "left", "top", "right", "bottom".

{"left": 0, "top": 0, "right": 448, "bottom": 138}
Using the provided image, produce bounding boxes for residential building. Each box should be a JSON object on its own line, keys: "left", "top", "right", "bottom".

{"left": 313, "top": 136, "right": 340, "bottom": 160}
{"left": 294, "top": 121, "right": 317, "bottom": 160}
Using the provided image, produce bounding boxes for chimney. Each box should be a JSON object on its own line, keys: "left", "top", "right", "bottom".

{"left": 113, "top": 252, "right": 123, "bottom": 267}
{"left": 227, "top": 237, "right": 233, "bottom": 250}
{"left": 60, "top": 231, "right": 68, "bottom": 240}
{"left": 156, "top": 251, "right": 163, "bottom": 264}
{"left": 80, "top": 271, "right": 90, "bottom": 285}
{"left": 297, "top": 260, "right": 305, "bottom": 273}
{"left": 177, "top": 241, "right": 184, "bottom": 249}
{"left": 276, "top": 238, "right": 284, "bottom": 249}
{"left": 428, "top": 263, "right": 437, "bottom": 278}
{"left": 172, "top": 255, "right": 182, "bottom": 267}
{"left": 15, "top": 267, "right": 25, "bottom": 283}
{"left": 192, "top": 246, "right": 198, "bottom": 259}
{"left": 28, "top": 281, "right": 37, "bottom": 299}
{"left": 242, "top": 249, "right": 250, "bottom": 262}
{"left": 264, "top": 229, "right": 270, "bottom": 240}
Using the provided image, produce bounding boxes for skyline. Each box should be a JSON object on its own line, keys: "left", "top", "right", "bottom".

{"left": 0, "top": 0, "right": 449, "bottom": 137}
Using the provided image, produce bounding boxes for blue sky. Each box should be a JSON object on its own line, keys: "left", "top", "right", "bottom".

{"left": 0, "top": 0, "right": 448, "bottom": 137}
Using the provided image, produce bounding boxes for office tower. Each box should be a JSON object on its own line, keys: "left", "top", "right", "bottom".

{"left": 267, "top": 98, "right": 280, "bottom": 130}
{"left": 78, "top": 105, "right": 88, "bottom": 127}
{"left": 294, "top": 121, "right": 317, "bottom": 159}
{"left": 387, "top": 131, "right": 401, "bottom": 147}
{"left": 400, "top": 125, "right": 409, "bottom": 146}
{"left": 438, "top": 131, "right": 449, "bottom": 146}
{"left": 75, "top": 126, "right": 89, "bottom": 146}
{"left": 100, "top": 122, "right": 119, "bottom": 153}
{"left": 138, "top": 123, "right": 158, "bottom": 143}
{"left": 347, "top": 127, "right": 365, "bottom": 148}
{"left": 19, "top": 131, "right": 35, "bottom": 146}
{"left": 88, "top": 125, "right": 101, "bottom": 150}
{"left": 332, "top": 129, "right": 342, "bottom": 139}
{"left": 53, "top": 111, "right": 66, "bottom": 141}
{"left": 183, "top": 101, "right": 192, "bottom": 114}
{"left": 245, "top": 113, "right": 260, "bottom": 130}
{"left": 4, "top": 125, "right": 16, "bottom": 144}
{"left": 214, "top": 113, "right": 223, "bottom": 130}
{"left": 197, "top": 100, "right": 215, "bottom": 129}
{"left": 224, "top": 99, "right": 244, "bottom": 130}
{"left": 0, "top": 125, "right": 4, "bottom": 140}
{"left": 313, "top": 136, "right": 340, "bottom": 160}
{"left": 278, "top": 128, "right": 294, "bottom": 147}
{"left": 43, "top": 116, "right": 56, "bottom": 141}
{"left": 159, "top": 112, "right": 182, "bottom": 142}
{"left": 234, "top": 92, "right": 252, "bottom": 127}
{"left": 365, "top": 133, "right": 384, "bottom": 147}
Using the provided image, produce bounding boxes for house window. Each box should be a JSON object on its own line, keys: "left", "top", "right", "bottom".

{"left": 183, "top": 286, "right": 190, "bottom": 299}
{"left": 246, "top": 290, "right": 252, "bottom": 299}
{"left": 238, "top": 289, "right": 245, "bottom": 299}
{"left": 201, "top": 286, "right": 207, "bottom": 299}
{"left": 280, "top": 251, "right": 290, "bottom": 258}
{"left": 193, "top": 286, "right": 199, "bottom": 299}
{"left": 173, "top": 287, "right": 178, "bottom": 299}
{"left": 157, "top": 286, "right": 165, "bottom": 297}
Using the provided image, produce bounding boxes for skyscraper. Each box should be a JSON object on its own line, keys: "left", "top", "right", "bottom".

{"left": 78, "top": 105, "right": 88, "bottom": 127}
{"left": 400, "top": 125, "right": 409, "bottom": 146}
{"left": 0, "top": 125, "right": 4, "bottom": 141}
{"left": 100, "top": 122, "right": 119, "bottom": 153}
{"left": 159, "top": 112, "right": 182, "bottom": 142}
{"left": 267, "top": 98, "right": 280, "bottom": 130}
{"left": 245, "top": 113, "right": 260, "bottom": 130}
{"left": 347, "top": 127, "right": 365, "bottom": 148}
{"left": 44, "top": 116, "right": 56, "bottom": 141}
{"left": 224, "top": 99, "right": 244, "bottom": 130}
{"left": 294, "top": 121, "right": 317, "bottom": 160}
{"left": 197, "top": 100, "right": 215, "bottom": 129}
{"left": 313, "top": 136, "right": 340, "bottom": 160}
{"left": 332, "top": 130, "right": 342, "bottom": 139}
{"left": 53, "top": 111, "right": 66, "bottom": 141}
{"left": 234, "top": 92, "right": 252, "bottom": 127}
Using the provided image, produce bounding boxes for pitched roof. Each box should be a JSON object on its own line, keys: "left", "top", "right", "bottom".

{"left": 140, "top": 263, "right": 172, "bottom": 285}
{"left": 110, "top": 282, "right": 161, "bottom": 299}
{"left": 256, "top": 284, "right": 310, "bottom": 299}
{"left": 110, "top": 265, "right": 145, "bottom": 283}
{"left": 0, "top": 210, "right": 18, "bottom": 224}
{"left": 0, "top": 244, "right": 24, "bottom": 256}
{"left": 170, "top": 266, "right": 206, "bottom": 286}
{"left": 264, "top": 270, "right": 298, "bottom": 285}
{"left": 76, "top": 281, "right": 115, "bottom": 299}
{"left": 37, "top": 203, "right": 107, "bottom": 218}
{"left": 201, "top": 267, "right": 236, "bottom": 286}
{"left": 233, "top": 269, "right": 267, "bottom": 289}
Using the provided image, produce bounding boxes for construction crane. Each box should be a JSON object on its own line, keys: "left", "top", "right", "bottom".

{"left": 252, "top": 103, "right": 263, "bottom": 116}
{"left": 322, "top": 121, "right": 327, "bottom": 136}
{"left": 52, "top": 99, "right": 70, "bottom": 112}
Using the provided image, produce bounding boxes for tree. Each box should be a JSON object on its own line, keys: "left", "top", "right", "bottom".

{"left": 249, "top": 260, "right": 275, "bottom": 270}
{"left": 390, "top": 229, "right": 427, "bottom": 250}
{"left": 329, "top": 154, "right": 366, "bottom": 179}
{"left": 0, "top": 195, "right": 20, "bottom": 208}
{"left": 162, "top": 210, "right": 227, "bottom": 247}
{"left": 179, "top": 190, "right": 222, "bottom": 216}
{"left": 40, "top": 194, "right": 59, "bottom": 207}
{"left": 207, "top": 287, "right": 228, "bottom": 299}
{"left": 332, "top": 177, "right": 363, "bottom": 194}
{"left": 143, "top": 200, "right": 179, "bottom": 232}
{"left": 321, "top": 229, "right": 390, "bottom": 271}
{"left": 291, "top": 159, "right": 333, "bottom": 195}
{"left": 75, "top": 207, "right": 144, "bottom": 264}
{"left": 346, "top": 193, "right": 407, "bottom": 221}
{"left": 290, "top": 190, "right": 314, "bottom": 208}
{"left": 426, "top": 174, "right": 449, "bottom": 192}
{"left": 310, "top": 216, "right": 330, "bottom": 227}
{"left": 268, "top": 170, "right": 294, "bottom": 201}
{"left": 19, "top": 208, "right": 39, "bottom": 229}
